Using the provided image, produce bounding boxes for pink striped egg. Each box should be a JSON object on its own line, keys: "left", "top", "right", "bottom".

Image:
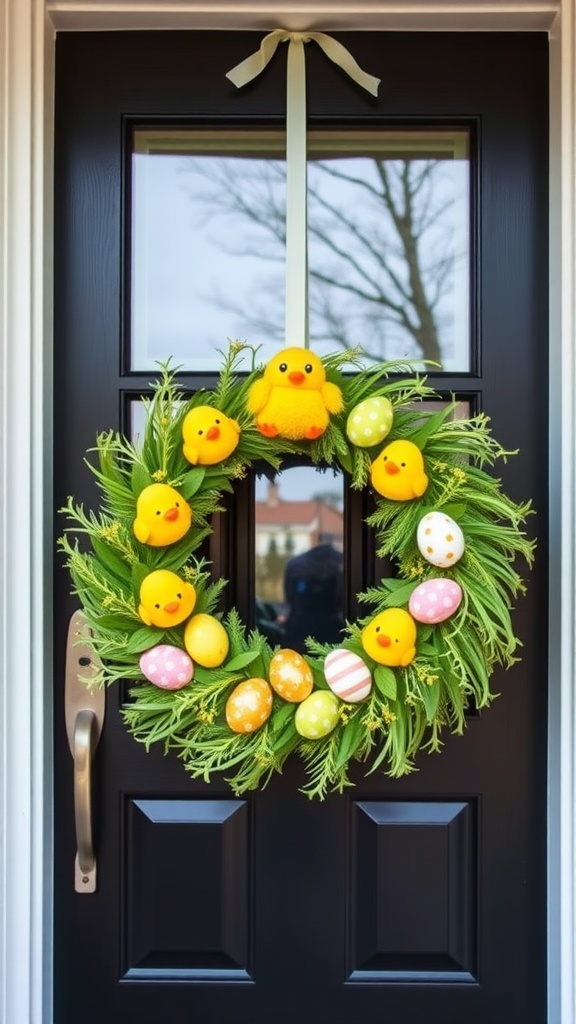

{"left": 408, "top": 578, "right": 463, "bottom": 624}
{"left": 324, "top": 649, "right": 372, "bottom": 703}
{"left": 139, "top": 644, "right": 194, "bottom": 690}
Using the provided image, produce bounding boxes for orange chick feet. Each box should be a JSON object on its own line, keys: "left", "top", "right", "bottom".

{"left": 257, "top": 422, "right": 279, "bottom": 438}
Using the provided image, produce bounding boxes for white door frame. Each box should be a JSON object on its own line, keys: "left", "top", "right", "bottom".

{"left": 0, "top": 3, "right": 573, "bottom": 1021}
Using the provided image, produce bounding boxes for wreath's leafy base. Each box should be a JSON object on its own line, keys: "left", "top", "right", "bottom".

{"left": 59, "top": 344, "right": 535, "bottom": 800}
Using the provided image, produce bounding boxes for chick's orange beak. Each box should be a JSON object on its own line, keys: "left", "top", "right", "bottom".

{"left": 288, "top": 371, "right": 305, "bottom": 385}
{"left": 206, "top": 426, "right": 220, "bottom": 441}
{"left": 163, "top": 601, "right": 180, "bottom": 614}
{"left": 164, "top": 507, "right": 179, "bottom": 521}
{"left": 385, "top": 461, "right": 400, "bottom": 475}
{"left": 377, "top": 634, "right": 391, "bottom": 647}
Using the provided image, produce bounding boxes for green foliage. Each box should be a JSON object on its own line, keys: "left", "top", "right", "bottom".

{"left": 58, "top": 343, "right": 535, "bottom": 799}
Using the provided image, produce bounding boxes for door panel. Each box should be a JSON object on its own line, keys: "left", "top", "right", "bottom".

{"left": 54, "top": 31, "right": 548, "bottom": 1024}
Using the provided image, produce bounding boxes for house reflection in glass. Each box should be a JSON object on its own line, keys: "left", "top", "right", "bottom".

{"left": 254, "top": 467, "right": 345, "bottom": 653}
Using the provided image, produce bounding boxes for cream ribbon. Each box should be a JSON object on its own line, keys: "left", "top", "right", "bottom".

{"left": 227, "top": 31, "right": 380, "bottom": 348}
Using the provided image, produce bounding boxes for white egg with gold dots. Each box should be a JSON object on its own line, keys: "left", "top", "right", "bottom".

{"left": 417, "top": 511, "right": 465, "bottom": 568}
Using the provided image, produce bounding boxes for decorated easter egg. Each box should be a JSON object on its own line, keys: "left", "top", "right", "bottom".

{"left": 184, "top": 613, "right": 229, "bottom": 668}
{"left": 324, "top": 649, "right": 372, "bottom": 702}
{"left": 225, "top": 677, "right": 273, "bottom": 734}
{"left": 269, "top": 649, "right": 314, "bottom": 703}
{"left": 139, "top": 644, "right": 194, "bottom": 690}
{"left": 408, "top": 578, "right": 463, "bottom": 624}
{"left": 295, "top": 690, "right": 340, "bottom": 739}
{"left": 346, "top": 396, "right": 394, "bottom": 447}
{"left": 417, "top": 511, "right": 465, "bottom": 568}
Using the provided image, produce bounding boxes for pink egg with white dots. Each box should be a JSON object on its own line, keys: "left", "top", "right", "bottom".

{"left": 324, "top": 649, "right": 372, "bottom": 702}
{"left": 139, "top": 644, "right": 194, "bottom": 690}
{"left": 408, "top": 578, "right": 463, "bottom": 625}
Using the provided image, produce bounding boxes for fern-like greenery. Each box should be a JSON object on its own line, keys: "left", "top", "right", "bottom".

{"left": 58, "top": 343, "right": 535, "bottom": 799}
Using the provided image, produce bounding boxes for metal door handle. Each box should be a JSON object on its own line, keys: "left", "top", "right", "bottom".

{"left": 73, "top": 709, "right": 98, "bottom": 889}
{"left": 65, "top": 610, "right": 105, "bottom": 893}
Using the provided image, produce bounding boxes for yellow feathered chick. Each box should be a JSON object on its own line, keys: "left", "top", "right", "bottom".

{"left": 370, "top": 439, "right": 429, "bottom": 502}
{"left": 361, "top": 608, "right": 417, "bottom": 668}
{"left": 133, "top": 483, "right": 192, "bottom": 547}
{"left": 138, "top": 569, "right": 196, "bottom": 629}
{"left": 182, "top": 406, "right": 241, "bottom": 466}
{"left": 247, "top": 347, "right": 343, "bottom": 441}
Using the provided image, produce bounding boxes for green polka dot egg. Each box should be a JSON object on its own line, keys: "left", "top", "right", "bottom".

{"left": 295, "top": 690, "right": 340, "bottom": 739}
{"left": 346, "top": 396, "right": 394, "bottom": 447}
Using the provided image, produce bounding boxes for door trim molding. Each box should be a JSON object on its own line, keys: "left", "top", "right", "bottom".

{"left": 45, "top": 0, "right": 559, "bottom": 32}
{"left": 548, "top": 6, "right": 576, "bottom": 1022}
{"left": 0, "top": 2, "right": 55, "bottom": 1022}
{"left": 0, "top": 3, "right": 572, "bottom": 1022}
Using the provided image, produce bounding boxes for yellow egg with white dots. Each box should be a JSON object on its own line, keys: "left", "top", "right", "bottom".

{"left": 295, "top": 690, "right": 340, "bottom": 739}
{"left": 225, "top": 678, "right": 273, "bottom": 734}
{"left": 269, "top": 648, "right": 314, "bottom": 703}
{"left": 346, "top": 396, "right": 394, "bottom": 447}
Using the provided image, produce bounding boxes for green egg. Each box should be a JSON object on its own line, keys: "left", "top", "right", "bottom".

{"left": 295, "top": 690, "right": 340, "bottom": 739}
{"left": 346, "top": 396, "right": 394, "bottom": 447}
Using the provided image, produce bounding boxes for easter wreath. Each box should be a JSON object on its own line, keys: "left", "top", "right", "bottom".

{"left": 59, "top": 343, "right": 534, "bottom": 799}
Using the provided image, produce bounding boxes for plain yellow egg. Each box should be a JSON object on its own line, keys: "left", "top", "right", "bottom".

{"left": 184, "top": 613, "right": 230, "bottom": 668}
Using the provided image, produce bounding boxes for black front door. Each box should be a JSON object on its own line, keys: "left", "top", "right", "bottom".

{"left": 54, "top": 30, "right": 548, "bottom": 1024}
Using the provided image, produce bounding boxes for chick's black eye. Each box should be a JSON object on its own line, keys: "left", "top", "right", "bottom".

{"left": 198, "top": 429, "right": 203, "bottom": 436}
{"left": 375, "top": 626, "right": 380, "bottom": 632}
{"left": 401, "top": 462, "right": 406, "bottom": 467}
{"left": 177, "top": 593, "right": 182, "bottom": 599}
{"left": 175, "top": 502, "right": 180, "bottom": 507}
{"left": 279, "top": 362, "right": 288, "bottom": 373}
{"left": 154, "top": 603, "right": 160, "bottom": 609}
{"left": 215, "top": 419, "right": 220, "bottom": 424}
{"left": 305, "top": 363, "right": 313, "bottom": 374}
{"left": 155, "top": 510, "right": 161, "bottom": 516}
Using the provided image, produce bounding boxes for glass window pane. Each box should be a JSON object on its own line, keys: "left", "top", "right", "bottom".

{"left": 130, "top": 129, "right": 470, "bottom": 373}
{"left": 254, "top": 466, "right": 344, "bottom": 653}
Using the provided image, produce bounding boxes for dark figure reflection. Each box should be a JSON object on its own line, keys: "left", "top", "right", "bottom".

{"left": 282, "top": 543, "right": 345, "bottom": 653}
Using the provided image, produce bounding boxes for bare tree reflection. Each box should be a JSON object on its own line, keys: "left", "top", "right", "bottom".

{"left": 182, "top": 156, "right": 465, "bottom": 365}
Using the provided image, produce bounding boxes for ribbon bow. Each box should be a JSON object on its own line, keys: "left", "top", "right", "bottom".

{"left": 226, "top": 31, "right": 380, "bottom": 347}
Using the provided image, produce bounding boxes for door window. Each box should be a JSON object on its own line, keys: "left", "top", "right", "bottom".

{"left": 130, "top": 128, "right": 471, "bottom": 371}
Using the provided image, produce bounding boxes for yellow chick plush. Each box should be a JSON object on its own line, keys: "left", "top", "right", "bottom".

{"left": 370, "top": 439, "right": 429, "bottom": 501}
{"left": 247, "top": 347, "right": 343, "bottom": 440}
{"left": 361, "top": 608, "right": 417, "bottom": 668}
{"left": 182, "top": 406, "right": 241, "bottom": 466}
{"left": 133, "top": 483, "right": 192, "bottom": 547}
{"left": 138, "top": 569, "right": 196, "bottom": 629}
